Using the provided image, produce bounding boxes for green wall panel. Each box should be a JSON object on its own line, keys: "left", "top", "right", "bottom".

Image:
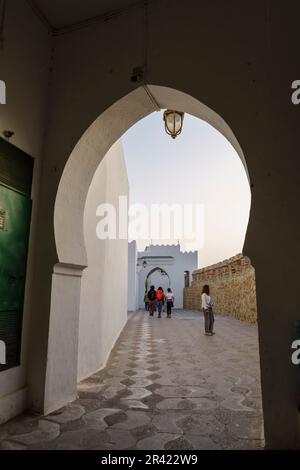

{"left": 0, "top": 141, "right": 33, "bottom": 371}
{"left": 0, "top": 185, "right": 32, "bottom": 311}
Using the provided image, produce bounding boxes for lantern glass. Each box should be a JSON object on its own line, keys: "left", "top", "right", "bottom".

{"left": 163, "top": 110, "right": 184, "bottom": 139}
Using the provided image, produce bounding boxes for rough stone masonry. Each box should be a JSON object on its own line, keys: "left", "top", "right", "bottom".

{"left": 183, "top": 254, "right": 257, "bottom": 324}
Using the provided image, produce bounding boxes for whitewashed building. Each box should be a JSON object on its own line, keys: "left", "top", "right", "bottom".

{"left": 128, "top": 243, "right": 198, "bottom": 310}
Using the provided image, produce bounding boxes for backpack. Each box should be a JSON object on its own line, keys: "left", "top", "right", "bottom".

{"left": 148, "top": 289, "right": 156, "bottom": 301}
{"left": 157, "top": 290, "right": 164, "bottom": 301}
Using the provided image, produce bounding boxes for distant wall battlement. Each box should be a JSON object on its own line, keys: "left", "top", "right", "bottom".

{"left": 183, "top": 254, "right": 257, "bottom": 324}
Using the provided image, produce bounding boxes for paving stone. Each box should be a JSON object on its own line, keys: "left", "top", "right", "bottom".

{"left": 100, "top": 429, "right": 137, "bottom": 450}
{"left": 156, "top": 398, "right": 194, "bottom": 410}
{"left": 157, "top": 397, "right": 217, "bottom": 411}
{"left": 75, "top": 398, "right": 103, "bottom": 413}
{"left": 110, "top": 411, "right": 151, "bottom": 430}
{"left": 0, "top": 310, "right": 264, "bottom": 450}
{"left": 45, "top": 404, "right": 85, "bottom": 424}
{"left": 158, "top": 386, "right": 211, "bottom": 398}
{"left": 227, "top": 438, "right": 265, "bottom": 450}
{"left": 129, "top": 370, "right": 154, "bottom": 378}
{"left": 189, "top": 397, "right": 219, "bottom": 411}
{"left": 0, "top": 440, "right": 27, "bottom": 450}
{"left": 136, "top": 433, "right": 181, "bottom": 450}
{"left": 121, "top": 399, "right": 149, "bottom": 410}
{"left": 155, "top": 376, "right": 178, "bottom": 386}
{"left": 220, "top": 395, "right": 256, "bottom": 412}
{"left": 147, "top": 373, "right": 161, "bottom": 380}
{"left": 0, "top": 414, "right": 39, "bottom": 441}
{"left": 183, "top": 434, "right": 221, "bottom": 450}
{"left": 226, "top": 415, "right": 264, "bottom": 440}
{"left": 83, "top": 408, "right": 121, "bottom": 430}
{"left": 164, "top": 435, "right": 195, "bottom": 450}
{"left": 124, "top": 370, "right": 137, "bottom": 377}
{"left": 77, "top": 382, "right": 106, "bottom": 394}
{"left": 152, "top": 413, "right": 187, "bottom": 434}
{"left": 50, "top": 428, "right": 108, "bottom": 450}
{"left": 9, "top": 420, "right": 60, "bottom": 446}
{"left": 102, "top": 385, "right": 126, "bottom": 399}
{"left": 103, "top": 376, "right": 126, "bottom": 385}
{"left": 123, "top": 388, "right": 152, "bottom": 400}
{"left": 178, "top": 413, "right": 225, "bottom": 435}
{"left": 129, "top": 378, "right": 153, "bottom": 388}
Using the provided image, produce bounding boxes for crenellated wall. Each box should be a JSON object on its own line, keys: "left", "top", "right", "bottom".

{"left": 184, "top": 254, "right": 257, "bottom": 324}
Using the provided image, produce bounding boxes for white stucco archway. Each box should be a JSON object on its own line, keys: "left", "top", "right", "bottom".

{"left": 46, "top": 84, "right": 251, "bottom": 415}
{"left": 20, "top": 0, "right": 300, "bottom": 446}
{"left": 54, "top": 85, "right": 249, "bottom": 269}
{"left": 146, "top": 267, "right": 171, "bottom": 291}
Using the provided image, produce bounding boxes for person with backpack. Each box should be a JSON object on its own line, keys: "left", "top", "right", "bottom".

{"left": 147, "top": 285, "right": 157, "bottom": 316}
{"left": 144, "top": 292, "right": 150, "bottom": 311}
{"left": 166, "top": 288, "right": 175, "bottom": 318}
{"left": 156, "top": 287, "right": 165, "bottom": 318}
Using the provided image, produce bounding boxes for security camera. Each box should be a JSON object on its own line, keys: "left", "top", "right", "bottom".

{"left": 131, "top": 75, "right": 139, "bottom": 83}
{"left": 3, "top": 130, "right": 14, "bottom": 139}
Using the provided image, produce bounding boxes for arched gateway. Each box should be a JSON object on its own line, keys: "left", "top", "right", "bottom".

{"left": 48, "top": 85, "right": 249, "bottom": 412}
{"left": 26, "top": 84, "right": 300, "bottom": 450}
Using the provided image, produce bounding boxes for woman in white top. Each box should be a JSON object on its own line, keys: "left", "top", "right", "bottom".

{"left": 166, "top": 288, "right": 174, "bottom": 318}
{"left": 201, "top": 284, "right": 215, "bottom": 336}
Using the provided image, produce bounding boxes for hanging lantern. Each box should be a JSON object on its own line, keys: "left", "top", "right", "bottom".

{"left": 163, "top": 110, "right": 184, "bottom": 139}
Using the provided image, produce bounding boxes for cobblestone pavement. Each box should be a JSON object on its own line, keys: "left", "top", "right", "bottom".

{"left": 0, "top": 310, "right": 264, "bottom": 450}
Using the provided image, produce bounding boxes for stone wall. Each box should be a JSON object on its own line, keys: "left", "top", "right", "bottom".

{"left": 183, "top": 254, "right": 257, "bottom": 324}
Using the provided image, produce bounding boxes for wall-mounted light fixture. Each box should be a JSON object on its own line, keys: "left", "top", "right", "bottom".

{"left": 143, "top": 261, "right": 147, "bottom": 269}
{"left": 163, "top": 110, "right": 184, "bottom": 139}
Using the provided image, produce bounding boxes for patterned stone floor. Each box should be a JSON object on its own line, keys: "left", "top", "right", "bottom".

{"left": 0, "top": 310, "right": 265, "bottom": 450}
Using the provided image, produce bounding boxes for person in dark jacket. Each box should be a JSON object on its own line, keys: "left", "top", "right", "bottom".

{"left": 147, "top": 285, "right": 157, "bottom": 317}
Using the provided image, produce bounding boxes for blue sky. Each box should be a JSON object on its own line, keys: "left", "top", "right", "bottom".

{"left": 122, "top": 111, "right": 251, "bottom": 268}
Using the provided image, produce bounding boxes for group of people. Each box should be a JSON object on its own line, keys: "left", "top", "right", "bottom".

{"left": 144, "top": 286, "right": 175, "bottom": 318}
{"left": 143, "top": 283, "right": 215, "bottom": 335}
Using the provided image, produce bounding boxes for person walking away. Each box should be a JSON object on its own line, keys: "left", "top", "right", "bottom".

{"left": 166, "top": 288, "right": 174, "bottom": 318}
{"left": 144, "top": 292, "right": 150, "bottom": 311}
{"left": 156, "top": 287, "right": 165, "bottom": 318}
{"left": 148, "top": 286, "right": 157, "bottom": 317}
{"left": 201, "top": 284, "right": 215, "bottom": 336}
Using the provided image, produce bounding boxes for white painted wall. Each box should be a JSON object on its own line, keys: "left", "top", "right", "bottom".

{"left": 44, "top": 264, "right": 82, "bottom": 413}
{"left": 77, "top": 140, "right": 129, "bottom": 381}
{"left": 0, "top": 0, "right": 51, "bottom": 423}
{"left": 128, "top": 241, "right": 138, "bottom": 311}
{"left": 137, "top": 245, "right": 198, "bottom": 309}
